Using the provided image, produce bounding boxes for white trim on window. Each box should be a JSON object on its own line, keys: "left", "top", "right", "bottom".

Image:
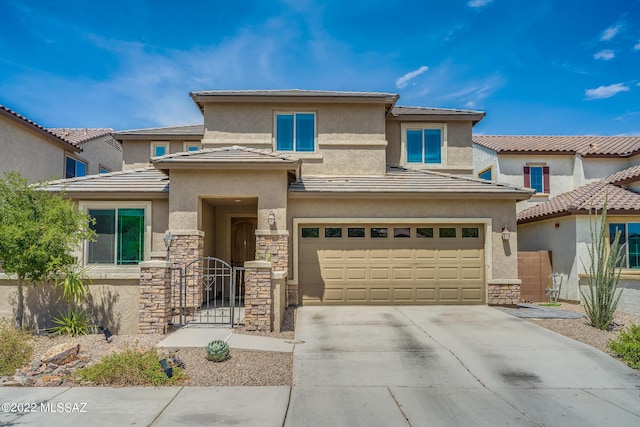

{"left": 478, "top": 166, "right": 492, "bottom": 181}
{"left": 183, "top": 142, "right": 200, "bottom": 152}
{"left": 400, "top": 123, "right": 447, "bottom": 168}
{"left": 78, "top": 201, "right": 152, "bottom": 270}
{"left": 151, "top": 141, "right": 169, "bottom": 158}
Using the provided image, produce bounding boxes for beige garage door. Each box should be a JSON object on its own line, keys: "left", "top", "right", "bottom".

{"left": 299, "top": 224, "right": 485, "bottom": 305}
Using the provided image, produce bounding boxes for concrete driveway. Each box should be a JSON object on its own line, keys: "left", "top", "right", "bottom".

{"left": 286, "top": 306, "right": 640, "bottom": 427}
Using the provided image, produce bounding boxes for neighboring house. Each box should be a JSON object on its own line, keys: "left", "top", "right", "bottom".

{"left": 3, "top": 90, "right": 533, "bottom": 334}
{"left": 473, "top": 135, "right": 640, "bottom": 314}
{"left": 0, "top": 104, "right": 122, "bottom": 181}
{"left": 473, "top": 135, "right": 640, "bottom": 213}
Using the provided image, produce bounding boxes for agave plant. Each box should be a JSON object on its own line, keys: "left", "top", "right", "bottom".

{"left": 206, "top": 340, "right": 230, "bottom": 362}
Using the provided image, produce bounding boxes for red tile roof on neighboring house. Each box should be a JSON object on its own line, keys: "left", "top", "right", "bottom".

{"left": 474, "top": 135, "right": 640, "bottom": 157}
{"left": 0, "top": 104, "right": 81, "bottom": 151}
{"left": 518, "top": 165, "right": 640, "bottom": 223}
{"left": 48, "top": 128, "right": 113, "bottom": 145}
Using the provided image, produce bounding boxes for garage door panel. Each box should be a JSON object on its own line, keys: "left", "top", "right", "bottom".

{"left": 300, "top": 224, "right": 485, "bottom": 305}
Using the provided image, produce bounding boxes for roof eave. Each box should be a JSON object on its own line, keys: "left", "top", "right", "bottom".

{"left": 288, "top": 189, "right": 532, "bottom": 200}
{"left": 152, "top": 160, "right": 299, "bottom": 171}
{"left": 388, "top": 112, "right": 486, "bottom": 124}
{"left": 0, "top": 108, "right": 82, "bottom": 152}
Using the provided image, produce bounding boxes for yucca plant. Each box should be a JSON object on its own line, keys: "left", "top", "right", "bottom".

{"left": 580, "top": 197, "right": 624, "bottom": 330}
{"left": 206, "top": 340, "right": 230, "bottom": 362}
{"left": 49, "top": 307, "right": 92, "bottom": 336}
{"left": 54, "top": 264, "right": 93, "bottom": 305}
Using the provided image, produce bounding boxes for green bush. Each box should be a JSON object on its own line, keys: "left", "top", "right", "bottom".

{"left": 75, "top": 347, "right": 185, "bottom": 386}
{"left": 608, "top": 323, "right": 640, "bottom": 369}
{"left": 49, "top": 308, "right": 92, "bottom": 336}
{"left": 0, "top": 319, "right": 34, "bottom": 375}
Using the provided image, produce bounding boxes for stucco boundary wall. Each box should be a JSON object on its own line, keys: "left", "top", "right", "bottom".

{"left": 0, "top": 275, "right": 140, "bottom": 334}
{"left": 488, "top": 279, "right": 521, "bottom": 305}
{"left": 579, "top": 277, "right": 640, "bottom": 316}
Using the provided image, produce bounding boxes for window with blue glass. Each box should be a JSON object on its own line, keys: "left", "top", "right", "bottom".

{"left": 609, "top": 222, "right": 640, "bottom": 268}
{"left": 65, "top": 156, "right": 87, "bottom": 178}
{"left": 275, "top": 113, "right": 315, "bottom": 152}
{"left": 524, "top": 166, "right": 549, "bottom": 193}
{"left": 406, "top": 127, "right": 443, "bottom": 164}
{"left": 478, "top": 168, "right": 492, "bottom": 181}
{"left": 151, "top": 142, "right": 168, "bottom": 157}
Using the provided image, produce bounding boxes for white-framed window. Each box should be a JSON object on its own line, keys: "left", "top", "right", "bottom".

{"left": 401, "top": 123, "right": 447, "bottom": 165}
{"left": 65, "top": 155, "right": 87, "bottom": 178}
{"left": 478, "top": 167, "right": 492, "bottom": 181}
{"left": 274, "top": 112, "right": 316, "bottom": 152}
{"left": 183, "top": 142, "right": 200, "bottom": 152}
{"left": 99, "top": 165, "right": 111, "bottom": 174}
{"left": 80, "top": 201, "right": 151, "bottom": 266}
{"left": 151, "top": 142, "right": 169, "bottom": 157}
{"left": 609, "top": 222, "right": 640, "bottom": 269}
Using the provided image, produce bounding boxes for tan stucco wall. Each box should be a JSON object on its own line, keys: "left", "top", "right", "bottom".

{"left": 386, "top": 120, "right": 474, "bottom": 173}
{"left": 168, "top": 169, "right": 288, "bottom": 231}
{"left": 80, "top": 135, "right": 123, "bottom": 174}
{"left": 287, "top": 197, "right": 519, "bottom": 282}
{"left": 0, "top": 114, "right": 66, "bottom": 181}
{"left": 0, "top": 278, "right": 140, "bottom": 334}
{"left": 122, "top": 139, "right": 153, "bottom": 168}
{"left": 211, "top": 205, "right": 257, "bottom": 262}
{"left": 152, "top": 199, "right": 169, "bottom": 256}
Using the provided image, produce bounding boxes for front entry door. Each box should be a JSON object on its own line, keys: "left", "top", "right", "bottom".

{"left": 231, "top": 217, "right": 257, "bottom": 267}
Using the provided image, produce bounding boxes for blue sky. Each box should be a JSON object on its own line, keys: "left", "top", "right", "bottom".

{"left": 1, "top": 0, "right": 639, "bottom": 135}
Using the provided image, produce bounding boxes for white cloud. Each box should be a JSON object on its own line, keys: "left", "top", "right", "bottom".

{"left": 634, "top": 41, "right": 640, "bottom": 51}
{"left": 585, "top": 83, "right": 630, "bottom": 100}
{"left": 467, "top": 0, "right": 494, "bottom": 7}
{"left": 395, "top": 66, "right": 429, "bottom": 89}
{"left": 594, "top": 49, "right": 615, "bottom": 60}
{"left": 600, "top": 24, "right": 622, "bottom": 41}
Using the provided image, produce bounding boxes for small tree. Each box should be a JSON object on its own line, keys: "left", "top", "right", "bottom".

{"left": 580, "top": 197, "right": 624, "bottom": 330}
{"left": 0, "top": 172, "right": 95, "bottom": 328}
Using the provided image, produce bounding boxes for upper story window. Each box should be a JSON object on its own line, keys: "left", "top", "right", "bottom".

{"left": 402, "top": 124, "right": 447, "bottom": 166}
{"left": 99, "top": 166, "right": 111, "bottom": 174}
{"left": 151, "top": 142, "right": 168, "bottom": 157}
{"left": 184, "top": 142, "right": 200, "bottom": 152}
{"left": 524, "top": 165, "right": 549, "bottom": 194}
{"left": 275, "top": 112, "right": 315, "bottom": 152}
{"left": 65, "top": 156, "right": 87, "bottom": 179}
{"left": 609, "top": 223, "right": 639, "bottom": 269}
{"left": 478, "top": 167, "right": 492, "bottom": 181}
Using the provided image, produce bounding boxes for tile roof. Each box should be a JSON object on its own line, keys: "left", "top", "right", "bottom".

{"left": 41, "top": 168, "right": 169, "bottom": 195}
{"left": 151, "top": 146, "right": 301, "bottom": 168}
{"left": 113, "top": 124, "right": 204, "bottom": 138}
{"left": 289, "top": 166, "right": 533, "bottom": 199}
{"left": 190, "top": 89, "right": 398, "bottom": 99}
{"left": 48, "top": 128, "right": 114, "bottom": 144}
{"left": 518, "top": 165, "right": 640, "bottom": 223}
{"left": 473, "top": 135, "right": 640, "bottom": 157}
{"left": 391, "top": 105, "right": 485, "bottom": 119}
{"left": 1, "top": 104, "right": 81, "bottom": 151}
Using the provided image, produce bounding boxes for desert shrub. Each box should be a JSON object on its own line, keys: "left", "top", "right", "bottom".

{"left": 75, "top": 347, "right": 185, "bottom": 386}
{"left": 608, "top": 323, "right": 640, "bottom": 369}
{"left": 49, "top": 308, "right": 92, "bottom": 336}
{"left": 0, "top": 319, "right": 33, "bottom": 375}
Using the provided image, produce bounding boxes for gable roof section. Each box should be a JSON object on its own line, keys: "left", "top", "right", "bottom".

{"left": 48, "top": 128, "right": 114, "bottom": 145}
{"left": 390, "top": 106, "right": 485, "bottom": 124}
{"left": 1, "top": 104, "right": 81, "bottom": 152}
{"left": 289, "top": 166, "right": 533, "bottom": 199}
{"left": 474, "top": 135, "right": 640, "bottom": 157}
{"left": 113, "top": 124, "right": 203, "bottom": 140}
{"left": 151, "top": 145, "right": 301, "bottom": 170}
{"left": 41, "top": 167, "right": 169, "bottom": 197}
{"left": 518, "top": 165, "right": 640, "bottom": 223}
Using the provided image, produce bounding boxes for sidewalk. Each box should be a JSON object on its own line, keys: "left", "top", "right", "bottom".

{"left": 156, "top": 327, "right": 296, "bottom": 352}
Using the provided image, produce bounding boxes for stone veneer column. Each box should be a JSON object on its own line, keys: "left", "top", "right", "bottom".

{"left": 255, "top": 231, "right": 294, "bottom": 304}
{"left": 138, "top": 261, "right": 172, "bottom": 334}
{"left": 487, "top": 279, "right": 521, "bottom": 305}
{"left": 167, "top": 230, "right": 204, "bottom": 311}
{"left": 243, "top": 260, "right": 273, "bottom": 331}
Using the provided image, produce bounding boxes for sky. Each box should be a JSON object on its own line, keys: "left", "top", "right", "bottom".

{"left": 0, "top": 0, "right": 639, "bottom": 135}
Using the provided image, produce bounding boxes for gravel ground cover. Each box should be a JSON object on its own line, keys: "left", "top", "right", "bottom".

{"left": 14, "top": 304, "right": 640, "bottom": 387}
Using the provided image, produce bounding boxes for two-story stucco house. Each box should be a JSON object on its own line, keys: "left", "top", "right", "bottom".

{"left": 2, "top": 90, "right": 533, "bottom": 334}
{"left": 0, "top": 104, "right": 122, "bottom": 182}
{"left": 473, "top": 136, "right": 640, "bottom": 314}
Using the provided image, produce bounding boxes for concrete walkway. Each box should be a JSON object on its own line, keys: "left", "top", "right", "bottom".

{"left": 2, "top": 306, "right": 639, "bottom": 426}
{"left": 156, "top": 327, "right": 295, "bottom": 352}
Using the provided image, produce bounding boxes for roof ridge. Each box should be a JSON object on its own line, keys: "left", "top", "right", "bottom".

{"left": 0, "top": 104, "right": 80, "bottom": 149}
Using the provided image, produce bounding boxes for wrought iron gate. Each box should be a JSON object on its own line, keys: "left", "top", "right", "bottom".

{"left": 177, "top": 257, "right": 244, "bottom": 326}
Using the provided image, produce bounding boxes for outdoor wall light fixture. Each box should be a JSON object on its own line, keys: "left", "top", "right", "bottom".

{"left": 268, "top": 211, "right": 276, "bottom": 227}
{"left": 501, "top": 225, "right": 511, "bottom": 241}
{"left": 163, "top": 231, "right": 174, "bottom": 261}
{"left": 98, "top": 325, "right": 113, "bottom": 343}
